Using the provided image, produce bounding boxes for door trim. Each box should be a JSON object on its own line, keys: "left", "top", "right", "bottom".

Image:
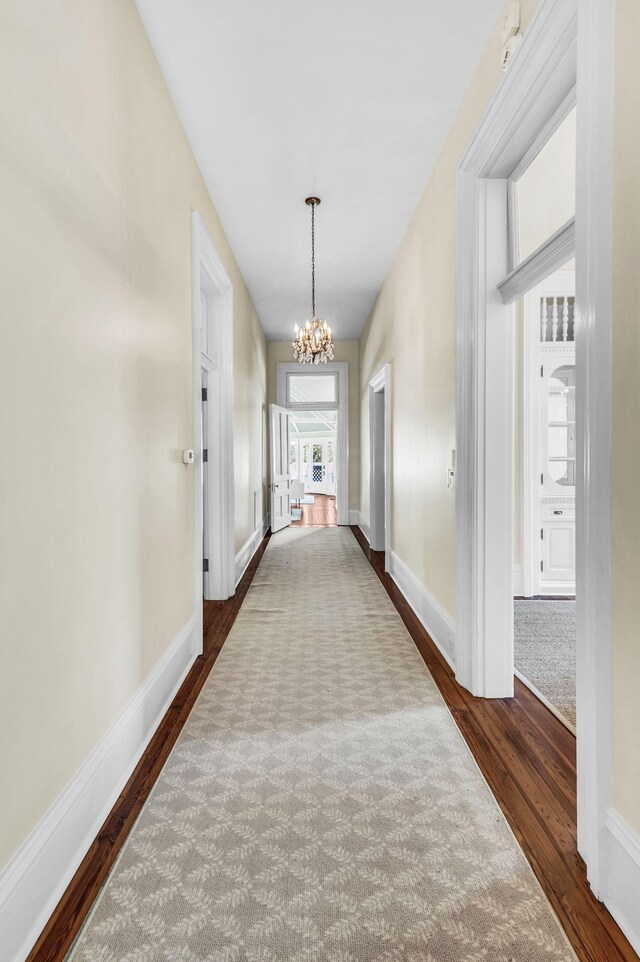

{"left": 276, "top": 362, "right": 349, "bottom": 524}
{"left": 369, "top": 365, "right": 391, "bottom": 570}
{"left": 455, "top": 0, "right": 614, "bottom": 898}
{"left": 191, "top": 213, "right": 235, "bottom": 614}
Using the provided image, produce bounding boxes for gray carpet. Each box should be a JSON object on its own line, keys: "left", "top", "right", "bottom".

{"left": 514, "top": 600, "right": 576, "bottom": 730}
{"left": 68, "top": 528, "right": 575, "bottom": 961}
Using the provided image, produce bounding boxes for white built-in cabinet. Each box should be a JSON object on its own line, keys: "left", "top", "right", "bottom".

{"left": 522, "top": 271, "right": 576, "bottom": 596}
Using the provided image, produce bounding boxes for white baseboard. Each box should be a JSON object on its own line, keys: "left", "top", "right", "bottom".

{"left": 235, "top": 515, "right": 269, "bottom": 586}
{"left": 604, "top": 808, "right": 640, "bottom": 955}
{"left": 355, "top": 513, "right": 370, "bottom": 543}
{"left": 348, "top": 509, "right": 360, "bottom": 526}
{"left": 0, "top": 614, "right": 199, "bottom": 962}
{"left": 388, "top": 550, "right": 456, "bottom": 671}
{"left": 513, "top": 563, "right": 524, "bottom": 596}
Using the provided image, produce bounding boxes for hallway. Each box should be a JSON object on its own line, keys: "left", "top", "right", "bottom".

{"left": 67, "top": 528, "right": 573, "bottom": 961}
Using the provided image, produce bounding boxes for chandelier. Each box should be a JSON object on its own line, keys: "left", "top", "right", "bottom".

{"left": 292, "top": 197, "right": 334, "bottom": 364}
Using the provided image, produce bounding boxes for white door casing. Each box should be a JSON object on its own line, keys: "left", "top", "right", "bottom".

{"left": 270, "top": 404, "right": 292, "bottom": 533}
{"left": 191, "top": 213, "right": 235, "bottom": 617}
{"left": 368, "top": 365, "right": 391, "bottom": 569}
{"left": 456, "top": 0, "right": 616, "bottom": 903}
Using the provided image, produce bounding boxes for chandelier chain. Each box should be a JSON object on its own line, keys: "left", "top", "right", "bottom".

{"left": 311, "top": 201, "right": 315, "bottom": 317}
{"left": 292, "top": 195, "right": 333, "bottom": 364}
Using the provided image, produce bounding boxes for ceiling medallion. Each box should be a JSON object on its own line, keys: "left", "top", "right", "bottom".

{"left": 293, "top": 197, "right": 334, "bottom": 364}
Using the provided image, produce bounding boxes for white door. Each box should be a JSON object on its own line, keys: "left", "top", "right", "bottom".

{"left": 326, "top": 439, "right": 337, "bottom": 497}
{"left": 270, "top": 404, "right": 292, "bottom": 533}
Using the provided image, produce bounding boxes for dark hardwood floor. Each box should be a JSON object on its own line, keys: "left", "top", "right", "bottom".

{"left": 26, "top": 533, "right": 271, "bottom": 962}
{"left": 26, "top": 523, "right": 637, "bottom": 962}
{"left": 350, "top": 526, "right": 638, "bottom": 962}
{"left": 291, "top": 492, "right": 337, "bottom": 526}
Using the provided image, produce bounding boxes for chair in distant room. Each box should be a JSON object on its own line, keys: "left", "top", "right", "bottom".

{"left": 290, "top": 480, "right": 305, "bottom": 507}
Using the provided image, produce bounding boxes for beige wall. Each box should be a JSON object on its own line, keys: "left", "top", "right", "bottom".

{"left": 611, "top": 0, "right": 640, "bottom": 835}
{"left": 359, "top": 0, "right": 541, "bottom": 618}
{"left": 0, "top": 0, "right": 266, "bottom": 870}
{"left": 267, "top": 341, "right": 360, "bottom": 511}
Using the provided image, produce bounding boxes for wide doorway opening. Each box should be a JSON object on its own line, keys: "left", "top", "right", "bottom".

{"left": 290, "top": 410, "right": 338, "bottom": 526}
{"left": 275, "top": 362, "right": 349, "bottom": 527}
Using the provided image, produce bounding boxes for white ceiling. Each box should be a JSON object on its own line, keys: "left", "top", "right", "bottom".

{"left": 135, "top": 0, "right": 504, "bottom": 340}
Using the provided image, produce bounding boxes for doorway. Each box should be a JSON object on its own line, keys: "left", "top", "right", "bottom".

{"left": 515, "top": 267, "right": 577, "bottom": 734}
{"left": 368, "top": 365, "right": 391, "bottom": 567}
{"left": 455, "top": 0, "right": 614, "bottom": 902}
{"left": 276, "top": 362, "right": 349, "bottom": 526}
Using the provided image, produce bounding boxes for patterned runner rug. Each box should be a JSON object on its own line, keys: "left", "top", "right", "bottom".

{"left": 68, "top": 527, "right": 575, "bottom": 961}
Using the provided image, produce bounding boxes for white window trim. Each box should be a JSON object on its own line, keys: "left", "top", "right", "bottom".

{"left": 285, "top": 370, "right": 339, "bottom": 410}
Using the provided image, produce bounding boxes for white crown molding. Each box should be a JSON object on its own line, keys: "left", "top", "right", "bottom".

{"left": 235, "top": 516, "right": 270, "bottom": 587}
{"left": 389, "top": 550, "right": 456, "bottom": 671}
{"left": 0, "top": 615, "right": 199, "bottom": 962}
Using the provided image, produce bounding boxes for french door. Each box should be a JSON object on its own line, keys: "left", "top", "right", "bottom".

{"left": 301, "top": 439, "right": 336, "bottom": 496}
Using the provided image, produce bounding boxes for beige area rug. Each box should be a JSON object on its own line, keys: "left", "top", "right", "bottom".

{"left": 68, "top": 527, "right": 576, "bottom": 962}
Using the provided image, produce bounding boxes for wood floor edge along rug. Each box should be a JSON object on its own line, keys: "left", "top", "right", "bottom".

{"left": 66, "top": 527, "right": 577, "bottom": 961}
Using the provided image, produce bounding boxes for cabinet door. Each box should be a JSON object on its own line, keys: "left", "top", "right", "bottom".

{"left": 541, "top": 521, "right": 575, "bottom": 584}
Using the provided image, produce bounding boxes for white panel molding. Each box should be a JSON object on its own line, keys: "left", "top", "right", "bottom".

{"left": 604, "top": 810, "right": 640, "bottom": 955}
{"left": 235, "top": 515, "right": 270, "bottom": 586}
{"left": 0, "top": 615, "right": 199, "bottom": 962}
{"left": 389, "top": 551, "right": 456, "bottom": 672}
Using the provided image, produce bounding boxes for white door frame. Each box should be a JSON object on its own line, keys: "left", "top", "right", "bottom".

{"left": 455, "top": 0, "right": 614, "bottom": 897}
{"left": 276, "top": 362, "right": 349, "bottom": 524}
{"left": 191, "top": 213, "right": 235, "bottom": 618}
{"left": 369, "top": 365, "right": 391, "bottom": 570}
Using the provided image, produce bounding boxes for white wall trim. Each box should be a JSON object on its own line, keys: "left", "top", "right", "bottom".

{"left": 0, "top": 615, "right": 199, "bottom": 962}
{"left": 348, "top": 509, "right": 361, "bottom": 526}
{"left": 192, "top": 213, "right": 236, "bottom": 609}
{"left": 604, "top": 810, "right": 640, "bottom": 955}
{"left": 389, "top": 550, "right": 456, "bottom": 672}
{"left": 276, "top": 362, "right": 349, "bottom": 525}
{"left": 235, "top": 515, "right": 270, "bottom": 586}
